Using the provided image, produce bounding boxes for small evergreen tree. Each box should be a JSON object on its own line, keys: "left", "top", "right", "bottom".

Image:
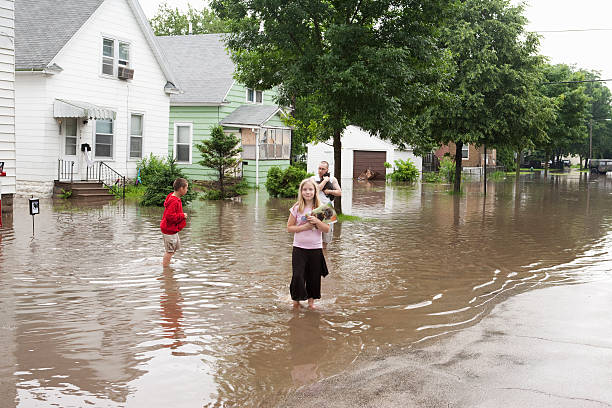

{"left": 196, "top": 125, "right": 242, "bottom": 199}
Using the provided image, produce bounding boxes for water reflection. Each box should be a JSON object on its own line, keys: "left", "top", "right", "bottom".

{"left": 1, "top": 172, "right": 612, "bottom": 406}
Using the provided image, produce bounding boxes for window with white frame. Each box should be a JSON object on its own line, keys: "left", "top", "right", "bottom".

{"left": 102, "top": 37, "right": 130, "bottom": 76}
{"left": 462, "top": 143, "right": 469, "bottom": 159}
{"left": 174, "top": 123, "right": 192, "bottom": 163}
{"left": 95, "top": 119, "right": 113, "bottom": 158}
{"left": 246, "top": 88, "right": 263, "bottom": 103}
{"left": 64, "top": 118, "right": 77, "bottom": 156}
{"left": 130, "top": 114, "right": 143, "bottom": 158}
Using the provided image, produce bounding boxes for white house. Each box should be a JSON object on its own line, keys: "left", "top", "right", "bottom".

{"left": 0, "top": 0, "right": 14, "bottom": 210}
{"left": 14, "top": 0, "right": 179, "bottom": 196}
{"left": 307, "top": 125, "right": 422, "bottom": 180}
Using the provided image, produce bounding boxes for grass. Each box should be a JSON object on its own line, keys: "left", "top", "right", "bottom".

{"left": 337, "top": 214, "right": 362, "bottom": 222}
{"left": 124, "top": 184, "right": 146, "bottom": 200}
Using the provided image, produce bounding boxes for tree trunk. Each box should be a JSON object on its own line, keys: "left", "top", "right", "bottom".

{"left": 219, "top": 167, "right": 224, "bottom": 198}
{"left": 483, "top": 143, "right": 487, "bottom": 196}
{"left": 454, "top": 141, "right": 463, "bottom": 193}
{"left": 544, "top": 151, "right": 550, "bottom": 177}
{"left": 515, "top": 149, "right": 521, "bottom": 179}
{"left": 333, "top": 129, "right": 343, "bottom": 214}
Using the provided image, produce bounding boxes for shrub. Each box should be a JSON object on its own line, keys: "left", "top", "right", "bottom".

{"left": 265, "top": 165, "right": 313, "bottom": 198}
{"left": 140, "top": 157, "right": 197, "bottom": 206}
{"left": 386, "top": 159, "right": 419, "bottom": 182}
{"left": 439, "top": 157, "right": 456, "bottom": 183}
{"left": 199, "top": 178, "right": 250, "bottom": 200}
{"left": 423, "top": 172, "right": 442, "bottom": 183}
{"left": 488, "top": 170, "right": 506, "bottom": 181}
{"left": 137, "top": 154, "right": 168, "bottom": 186}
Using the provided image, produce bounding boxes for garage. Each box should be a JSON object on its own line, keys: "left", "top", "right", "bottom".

{"left": 353, "top": 150, "right": 387, "bottom": 179}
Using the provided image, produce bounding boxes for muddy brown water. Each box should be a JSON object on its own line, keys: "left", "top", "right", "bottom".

{"left": 1, "top": 172, "right": 611, "bottom": 407}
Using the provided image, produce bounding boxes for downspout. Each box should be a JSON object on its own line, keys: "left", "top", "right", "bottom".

{"left": 255, "top": 127, "right": 260, "bottom": 187}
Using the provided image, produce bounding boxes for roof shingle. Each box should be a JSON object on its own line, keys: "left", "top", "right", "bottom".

{"left": 156, "top": 34, "right": 235, "bottom": 105}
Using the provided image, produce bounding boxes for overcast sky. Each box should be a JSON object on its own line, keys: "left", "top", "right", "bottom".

{"left": 139, "top": 0, "right": 612, "bottom": 83}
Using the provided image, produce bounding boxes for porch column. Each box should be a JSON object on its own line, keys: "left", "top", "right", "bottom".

{"left": 255, "top": 127, "right": 260, "bottom": 186}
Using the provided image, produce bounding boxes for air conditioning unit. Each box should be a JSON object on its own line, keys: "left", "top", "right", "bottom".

{"left": 118, "top": 66, "right": 134, "bottom": 80}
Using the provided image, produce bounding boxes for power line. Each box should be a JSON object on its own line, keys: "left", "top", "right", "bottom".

{"left": 542, "top": 79, "right": 612, "bottom": 85}
{"left": 531, "top": 28, "right": 612, "bottom": 33}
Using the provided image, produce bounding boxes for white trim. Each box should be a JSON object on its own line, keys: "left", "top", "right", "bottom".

{"left": 462, "top": 143, "right": 469, "bottom": 160}
{"left": 171, "top": 102, "right": 225, "bottom": 107}
{"left": 221, "top": 122, "right": 291, "bottom": 130}
{"left": 128, "top": 111, "right": 144, "bottom": 161}
{"left": 93, "top": 118, "right": 115, "bottom": 159}
{"left": 173, "top": 122, "right": 193, "bottom": 164}
{"left": 245, "top": 87, "right": 264, "bottom": 104}
{"left": 100, "top": 35, "right": 132, "bottom": 79}
{"left": 262, "top": 107, "right": 284, "bottom": 125}
{"left": 222, "top": 80, "right": 236, "bottom": 102}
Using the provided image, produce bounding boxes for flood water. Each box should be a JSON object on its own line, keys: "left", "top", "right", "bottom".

{"left": 1, "top": 171, "right": 612, "bottom": 407}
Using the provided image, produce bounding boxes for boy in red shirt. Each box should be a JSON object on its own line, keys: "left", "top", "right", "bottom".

{"left": 161, "top": 178, "right": 188, "bottom": 267}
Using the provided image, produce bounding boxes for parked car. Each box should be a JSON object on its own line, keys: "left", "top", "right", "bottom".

{"left": 562, "top": 159, "right": 571, "bottom": 167}
{"left": 589, "top": 159, "right": 612, "bottom": 174}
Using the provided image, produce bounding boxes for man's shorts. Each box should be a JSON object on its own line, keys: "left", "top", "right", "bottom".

{"left": 322, "top": 223, "right": 333, "bottom": 244}
{"left": 163, "top": 233, "right": 181, "bottom": 253}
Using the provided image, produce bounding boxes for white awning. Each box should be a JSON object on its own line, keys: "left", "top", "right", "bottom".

{"left": 53, "top": 99, "right": 116, "bottom": 120}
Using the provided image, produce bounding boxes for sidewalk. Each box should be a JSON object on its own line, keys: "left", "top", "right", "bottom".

{"left": 281, "top": 280, "right": 612, "bottom": 408}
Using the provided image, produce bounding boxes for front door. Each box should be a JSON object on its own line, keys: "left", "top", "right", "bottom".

{"left": 61, "top": 118, "right": 80, "bottom": 180}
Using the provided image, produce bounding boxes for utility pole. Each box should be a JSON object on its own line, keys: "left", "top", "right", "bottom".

{"left": 589, "top": 118, "right": 593, "bottom": 165}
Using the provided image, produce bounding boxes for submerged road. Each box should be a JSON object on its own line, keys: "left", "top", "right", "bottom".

{"left": 282, "top": 279, "right": 612, "bottom": 408}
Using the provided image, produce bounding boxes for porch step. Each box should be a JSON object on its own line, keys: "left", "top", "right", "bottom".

{"left": 53, "top": 180, "right": 115, "bottom": 201}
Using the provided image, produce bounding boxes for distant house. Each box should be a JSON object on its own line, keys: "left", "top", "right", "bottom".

{"left": 307, "top": 126, "right": 421, "bottom": 180}
{"left": 434, "top": 143, "right": 496, "bottom": 171}
{"left": 14, "top": 0, "right": 179, "bottom": 196}
{"left": 157, "top": 34, "right": 291, "bottom": 186}
{"left": 0, "top": 0, "right": 14, "bottom": 211}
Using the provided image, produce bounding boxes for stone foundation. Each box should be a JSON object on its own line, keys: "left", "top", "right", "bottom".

{"left": 1, "top": 193, "right": 13, "bottom": 213}
{"left": 15, "top": 181, "right": 54, "bottom": 198}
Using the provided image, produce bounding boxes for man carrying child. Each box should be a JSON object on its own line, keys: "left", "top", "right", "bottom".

{"left": 311, "top": 161, "right": 342, "bottom": 248}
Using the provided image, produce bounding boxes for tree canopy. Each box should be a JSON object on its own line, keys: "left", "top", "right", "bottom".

{"left": 212, "top": 0, "right": 454, "bottom": 212}
{"left": 150, "top": 2, "right": 229, "bottom": 36}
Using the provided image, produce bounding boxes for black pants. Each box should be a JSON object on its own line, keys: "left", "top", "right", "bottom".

{"left": 290, "top": 247, "right": 328, "bottom": 301}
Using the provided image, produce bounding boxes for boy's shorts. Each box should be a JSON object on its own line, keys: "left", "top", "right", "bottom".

{"left": 322, "top": 223, "right": 333, "bottom": 244}
{"left": 163, "top": 233, "right": 181, "bottom": 253}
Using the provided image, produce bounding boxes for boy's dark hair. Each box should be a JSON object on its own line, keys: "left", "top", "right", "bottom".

{"left": 173, "top": 177, "right": 188, "bottom": 191}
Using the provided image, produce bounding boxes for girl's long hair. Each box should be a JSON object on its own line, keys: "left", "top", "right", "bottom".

{"left": 294, "top": 178, "right": 321, "bottom": 213}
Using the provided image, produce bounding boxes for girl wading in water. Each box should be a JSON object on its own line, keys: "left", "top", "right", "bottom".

{"left": 287, "top": 179, "right": 330, "bottom": 310}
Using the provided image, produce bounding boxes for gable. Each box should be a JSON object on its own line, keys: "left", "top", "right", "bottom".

{"left": 15, "top": 0, "right": 105, "bottom": 70}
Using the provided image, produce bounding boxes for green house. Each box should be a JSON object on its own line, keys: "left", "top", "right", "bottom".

{"left": 157, "top": 34, "right": 291, "bottom": 186}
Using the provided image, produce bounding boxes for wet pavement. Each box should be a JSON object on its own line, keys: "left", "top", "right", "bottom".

{"left": 1, "top": 171, "right": 611, "bottom": 407}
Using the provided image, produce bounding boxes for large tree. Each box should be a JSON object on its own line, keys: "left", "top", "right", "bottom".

{"left": 418, "top": 0, "right": 549, "bottom": 192}
{"left": 211, "top": 0, "right": 453, "bottom": 213}
{"left": 579, "top": 70, "right": 612, "bottom": 165}
{"left": 536, "top": 64, "right": 590, "bottom": 171}
{"left": 150, "top": 2, "right": 229, "bottom": 35}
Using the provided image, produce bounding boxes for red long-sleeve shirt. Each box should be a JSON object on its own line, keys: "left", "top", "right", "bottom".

{"left": 160, "top": 193, "right": 186, "bottom": 235}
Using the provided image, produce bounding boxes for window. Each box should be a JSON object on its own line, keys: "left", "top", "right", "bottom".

{"left": 246, "top": 88, "right": 263, "bottom": 104}
{"left": 255, "top": 127, "right": 291, "bottom": 160}
{"left": 65, "top": 118, "right": 77, "bottom": 156}
{"left": 174, "top": 123, "right": 192, "bottom": 163}
{"left": 102, "top": 37, "right": 130, "bottom": 76}
{"left": 130, "top": 114, "right": 143, "bottom": 158}
{"left": 95, "top": 119, "right": 113, "bottom": 158}
{"left": 462, "top": 143, "right": 469, "bottom": 160}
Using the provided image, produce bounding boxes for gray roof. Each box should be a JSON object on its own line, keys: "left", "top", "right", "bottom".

{"left": 157, "top": 34, "right": 235, "bottom": 105}
{"left": 15, "top": 0, "right": 105, "bottom": 70}
{"left": 220, "top": 104, "right": 284, "bottom": 127}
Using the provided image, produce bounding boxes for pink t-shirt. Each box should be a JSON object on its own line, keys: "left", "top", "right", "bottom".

{"left": 290, "top": 205, "right": 323, "bottom": 249}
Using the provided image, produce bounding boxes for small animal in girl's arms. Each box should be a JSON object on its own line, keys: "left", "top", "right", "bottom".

{"left": 300, "top": 203, "right": 338, "bottom": 225}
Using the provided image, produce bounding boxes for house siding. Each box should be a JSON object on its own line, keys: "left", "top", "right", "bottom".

{"left": 15, "top": 0, "right": 171, "bottom": 196}
{"left": 169, "top": 82, "right": 289, "bottom": 185}
{"left": 0, "top": 0, "right": 14, "bottom": 201}
{"left": 435, "top": 143, "right": 497, "bottom": 168}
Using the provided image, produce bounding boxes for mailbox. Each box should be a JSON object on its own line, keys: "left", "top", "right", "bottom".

{"left": 29, "top": 198, "right": 40, "bottom": 215}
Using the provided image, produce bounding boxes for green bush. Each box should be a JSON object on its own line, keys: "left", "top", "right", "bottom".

{"left": 423, "top": 172, "right": 442, "bottom": 183}
{"left": 439, "top": 157, "right": 456, "bottom": 183}
{"left": 137, "top": 154, "right": 168, "bottom": 186}
{"left": 265, "top": 165, "right": 313, "bottom": 198}
{"left": 140, "top": 157, "right": 197, "bottom": 206}
{"left": 200, "top": 178, "right": 249, "bottom": 200}
{"left": 488, "top": 170, "right": 506, "bottom": 181}
{"left": 292, "top": 161, "right": 307, "bottom": 171}
{"left": 386, "top": 159, "right": 419, "bottom": 182}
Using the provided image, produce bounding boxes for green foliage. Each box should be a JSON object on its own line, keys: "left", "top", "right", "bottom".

{"left": 137, "top": 154, "right": 167, "bottom": 186}
{"left": 59, "top": 188, "right": 72, "bottom": 199}
{"left": 496, "top": 145, "right": 517, "bottom": 172}
{"left": 265, "top": 166, "right": 312, "bottom": 198}
{"left": 150, "top": 2, "right": 229, "bottom": 35}
{"left": 140, "top": 157, "right": 197, "bottom": 207}
{"left": 423, "top": 172, "right": 442, "bottom": 183}
{"left": 386, "top": 159, "right": 420, "bottom": 182}
{"left": 421, "top": 0, "right": 553, "bottom": 192}
{"left": 292, "top": 161, "right": 307, "bottom": 171}
{"left": 124, "top": 184, "right": 146, "bottom": 201}
{"left": 200, "top": 179, "right": 250, "bottom": 200}
{"left": 488, "top": 171, "right": 506, "bottom": 181}
{"left": 439, "top": 157, "right": 456, "bottom": 183}
{"left": 196, "top": 125, "right": 242, "bottom": 199}
{"left": 384, "top": 162, "right": 392, "bottom": 169}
